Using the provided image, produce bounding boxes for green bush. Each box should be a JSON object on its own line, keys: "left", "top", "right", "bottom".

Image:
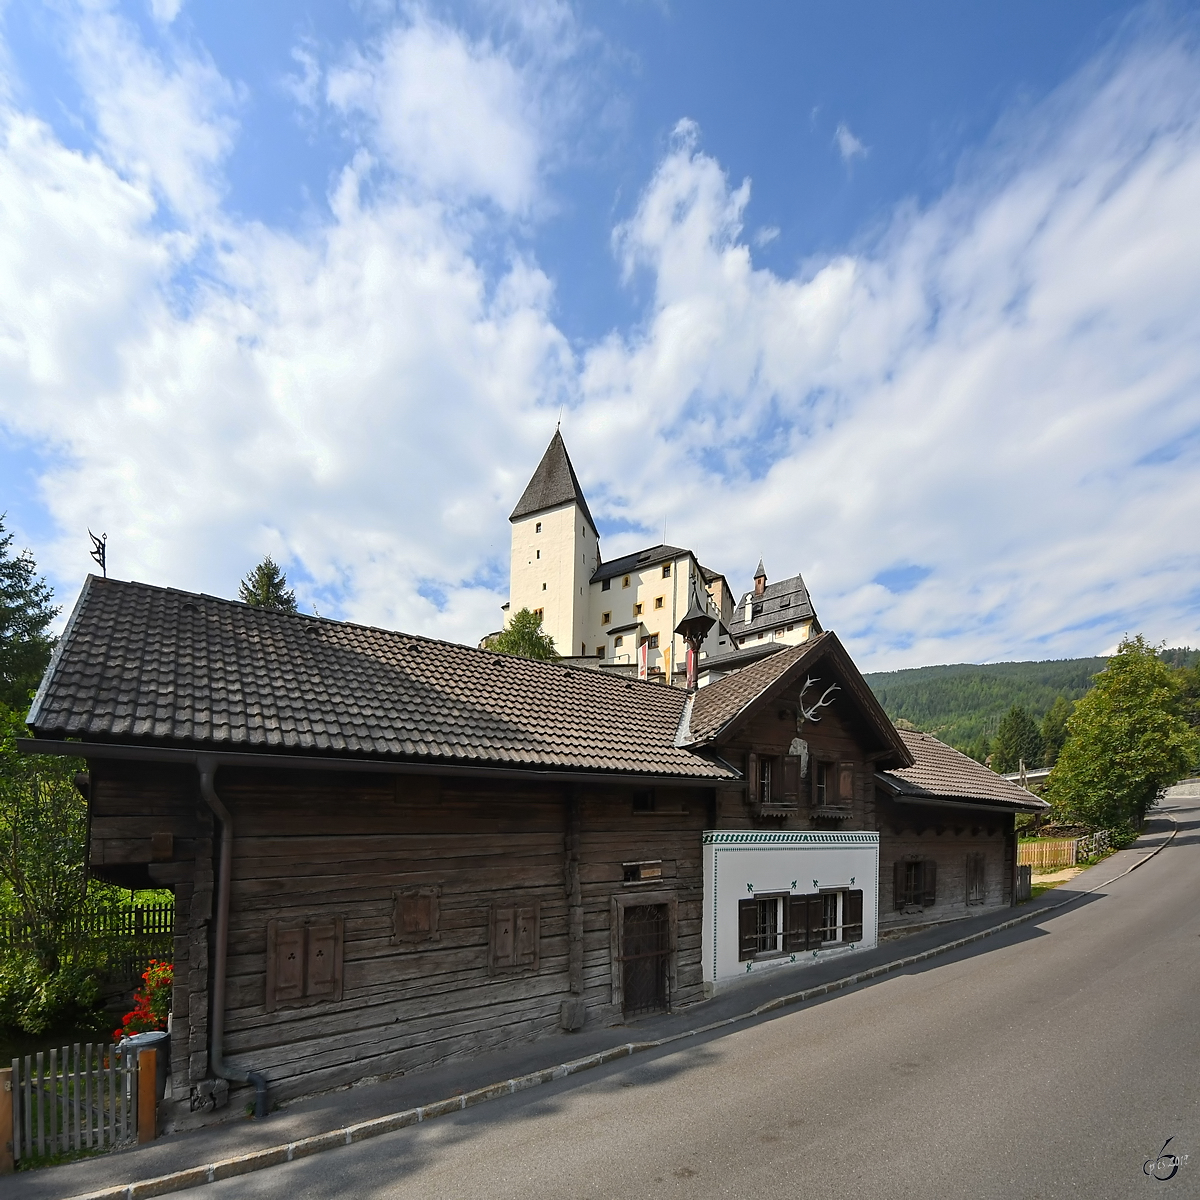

{"left": 0, "top": 950, "right": 103, "bottom": 1036}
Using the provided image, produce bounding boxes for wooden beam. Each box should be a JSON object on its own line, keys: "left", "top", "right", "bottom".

{"left": 0, "top": 1066, "right": 13, "bottom": 1172}
{"left": 136, "top": 1051, "right": 157, "bottom": 1144}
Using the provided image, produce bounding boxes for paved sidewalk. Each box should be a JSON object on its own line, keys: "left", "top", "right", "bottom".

{"left": 9, "top": 809, "right": 1179, "bottom": 1200}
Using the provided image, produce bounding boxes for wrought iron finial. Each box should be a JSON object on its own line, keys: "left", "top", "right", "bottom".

{"left": 88, "top": 529, "right": 107, "bottom": 578}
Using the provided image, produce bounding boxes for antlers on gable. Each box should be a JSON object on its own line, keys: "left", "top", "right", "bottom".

{"left": 797, "top": 676, "right": 840, "bottom": 725}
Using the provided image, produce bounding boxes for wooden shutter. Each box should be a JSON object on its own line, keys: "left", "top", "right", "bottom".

{"left": 738, "top": 898, "right": 758, "bottom": 961}
{"left": 838, "top": 762, "right": 855, "bottom": 803}
{"left": 922, "top": 860, "right": 938, "bottom": 908}
{"left": 782, "top": 756, "right": 800, "bottom": 808}
{"left": 784, "top": 895, "right": 808, "bottom": 952}
{"left": 893, "top": 860, "right": 907, "bottom": 911}
{"left": 843, "top": 890, "right": 864, "bottom": 943}
{"left": 266, "top": 922, "right": 305, "bottom": 1012}
{"left": 966, "top": 854, "right": 985, "bottom": 905}
{"left": 491, "top": 905, "right": 515, "bottom": 971}
{"left": 306, "top": 918, "right": 343, "bottom": 1002}
{"left": 514, "top": 904, "right": 540, "bottom": 970}
{"left": 747, "top": 752, "right": 758, "bottom": 805}
{"left": 807, "top": 894, "right": 826, "bottom": 946}
{"left": 393, "top": 889, "right": 439, "bottom": 942}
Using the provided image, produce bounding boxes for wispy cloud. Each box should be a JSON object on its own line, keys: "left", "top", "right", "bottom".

{"left": 834, "top": 120, "right": 868, "bottom": 163}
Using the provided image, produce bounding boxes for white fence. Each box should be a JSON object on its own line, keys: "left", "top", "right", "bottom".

{"left": 8, "top": 1043, "right": 141, "bottom": 1164}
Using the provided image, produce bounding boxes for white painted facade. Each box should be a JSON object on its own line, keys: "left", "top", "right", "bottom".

{"left": 702, "top": 830, "right": 880, "bottom": 995}
{"left": 508, "top": 500, "right": 599, "bottom": 660}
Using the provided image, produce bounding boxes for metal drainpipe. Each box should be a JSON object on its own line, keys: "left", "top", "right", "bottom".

{"left": 198, "top": 755, "right": 269, "bottom": 1118}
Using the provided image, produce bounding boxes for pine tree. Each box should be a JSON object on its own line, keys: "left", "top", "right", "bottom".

{"left": 238, "top": 556, "right": 298, "bottom": 613}
{"left": 1048, "top": 635, "right": 1200, "bottom": 831}
{"left": 1040, "top": 695, "right": 1073, "bottom": 767}
{"left": 0, "top": 516, "right": 59, "bottom": 713}
{"left": 991, "top": 704, "right": 1044, "bottom": 772}
{"left": 485, "top": 608, "right": 558, "bottom": 661}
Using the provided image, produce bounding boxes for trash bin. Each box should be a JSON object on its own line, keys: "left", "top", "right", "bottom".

{"left": 124, "top": 1030, "right": 170, "bottom": 1102}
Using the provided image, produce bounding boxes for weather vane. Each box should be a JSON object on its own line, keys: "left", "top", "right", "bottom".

{"left": 88, "top": 529, "right": 107, "bottom": 578}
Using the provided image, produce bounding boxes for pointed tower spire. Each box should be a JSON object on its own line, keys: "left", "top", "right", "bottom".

{"left": 754, "top": 558, "right": 767, "bottom": 596}
{"left": 509, "top": 430, "right": 597, "bottom": 536}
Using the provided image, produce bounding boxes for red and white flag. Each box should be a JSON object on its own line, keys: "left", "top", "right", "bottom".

{"left": 638, "top": 639, "right": 648, "bottom": 680}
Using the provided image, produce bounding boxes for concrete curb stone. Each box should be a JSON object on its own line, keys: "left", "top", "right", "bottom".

{"left": 62, "top": 814, "right": 1178, "bottom": 1200}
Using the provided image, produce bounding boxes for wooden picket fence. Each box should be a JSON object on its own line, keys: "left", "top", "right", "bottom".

{"left": 7, "top": 1043, "right": 141, "bottom": 1164}
{"left": 1018, "top": 830, "right": 1112, "bottom": 870}
{"left": 0, "top": 904, "right": 174, "bottom": 950}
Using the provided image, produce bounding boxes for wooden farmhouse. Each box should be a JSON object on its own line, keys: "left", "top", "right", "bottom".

{"left": 24, "top": 576, "right": 1046, "bottom": 1120}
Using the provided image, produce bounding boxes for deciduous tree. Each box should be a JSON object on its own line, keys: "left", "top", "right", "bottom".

{"left": 485, "top": 608, "right": 558, "bottom": 661}
{"left": 1048, "top": 635, "right": 1200, "bottom": 831}
{"left": 1040, "top": 695, "right": 1074, "bottom": 767}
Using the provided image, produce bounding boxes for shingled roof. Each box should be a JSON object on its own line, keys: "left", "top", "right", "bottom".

{"left": 508, "top": 431, "right": 597, "bottom": 536}
{"left": 879, "top": 730, "right": 1048, "bottom": 811}
{"left": 684, "top": 633, "right": 912, "bottom": 767}
{"left": 730, "top": 569, "right": 820, "bottom": 641}
{"left": 27, "top": 577, "right": 735, "bottom": 781}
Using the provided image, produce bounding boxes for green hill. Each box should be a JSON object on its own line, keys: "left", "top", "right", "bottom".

{"left": 863, "top": 648, "right": 1200, "bottom": 750}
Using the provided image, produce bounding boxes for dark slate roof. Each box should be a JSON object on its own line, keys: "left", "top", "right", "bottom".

{"left": 508, "top": 431, "right": 598, "bottom": 535}
{"left": 730, "top": 571, "right": 819, "bottom": 639}
{"left": 698, "top": 640, "right": 786, "bottom": 674}
{"left": 879, "top": 730, "right": 1048, "bottom": 811}
{"left": 684, "top": 633, "right": 912, "bottom": 767}
{"left": 27, "top": 577, "right": 736, "bottom": 781}
{"left": 592, "top": 544, "right": 691, "bottom": 585}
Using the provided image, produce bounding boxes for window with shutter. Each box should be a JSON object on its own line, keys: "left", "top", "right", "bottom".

{"left": 738, "top": 898, "right": 758, "bottom": 961}
{"left": 784, "top": 895, "right": 808, "bottom": 952}
{"left": 966, "top": 854, "right": 985, "bottom": 905}
{"left": 843, "top": 890, "right": 864, "bottom": 942}
{"left": 490, "top": 902, "right": 540, "bottom": 973}
{"left": 266, "top": 918, "right": 343, "bottom": 1011}
{"left": 781, "top": 756, "right": 799, "bottom": 808}
{"left": 893, "top": 860, "right": 907, "bottom": 911}
{"left": 814, "top": 762, "right": 829, "bottom": 806}
{"left": 747, "top": 752, "right": 758, "bottom": 806}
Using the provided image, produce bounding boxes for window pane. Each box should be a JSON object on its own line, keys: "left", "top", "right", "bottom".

{"left": 756, "top": 897, "right": 780, "bottom": 953}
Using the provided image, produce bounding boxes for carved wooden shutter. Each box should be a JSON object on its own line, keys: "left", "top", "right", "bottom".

{"left": 747, "top": 752, "right": 758, "bottom": 805}
{"left": 843, "top": 890, "right": 864, "bottom": 942}
{"left": 838, "top": 762, "right": 855, "bottom": 803}
{"left": 784, "top": 895, "right": 807, "bottom": 952}
{"left": 782, "top": 756, "right": 800, "bottom": 808}
{"left": 306, "top": 918, "right": 343, "bottom": 1002}
{"left": 893, "top": 860, "right": 907, "bottom": 910}
{"left": 267, "top": 923, "right": 305, "bottom": 1011}
{"left": 922, "top": 860, "right": 938, "bottom": 908}
{"left": 738, "top": 898, "right": 758, "bottom": 961}
{"left": 514, "top": 905, "right": 540, "bottom": 969}
{"left": 491, "top": 905, "right": 515, "bottom": 971}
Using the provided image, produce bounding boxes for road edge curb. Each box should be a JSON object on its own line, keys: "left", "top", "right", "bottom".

{"left": 63, "top": 814, "right": 1179, "bottom": 1200}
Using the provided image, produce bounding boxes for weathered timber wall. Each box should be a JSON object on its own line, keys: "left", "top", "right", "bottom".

{"left": 875, "top": 794, "right": 1014, "bottom": 931}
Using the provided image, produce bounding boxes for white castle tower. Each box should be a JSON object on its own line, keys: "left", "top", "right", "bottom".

{"left": 506, "top": 431, "right": 599, "bottom": 658}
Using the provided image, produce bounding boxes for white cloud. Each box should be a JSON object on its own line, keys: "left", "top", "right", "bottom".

{"left": 327, "top": 12, "right": 542, "bottom": 214}
{"left": 754, "top": 225, "right": 779, "bottom": 247}
{"left": 834, "top": 121, "right": 868, "bottom": 163}
{"left": 147, "top": 0, "right": 183, "bottom": 25}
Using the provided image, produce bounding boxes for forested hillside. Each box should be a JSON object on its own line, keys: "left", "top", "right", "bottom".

{"left": 864, "top": 649, "right": 1199, "bottom": 751}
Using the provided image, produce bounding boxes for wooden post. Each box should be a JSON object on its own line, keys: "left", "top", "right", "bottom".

{"left": 136, "top": 1050, "right": 157, "bottom": 1144}
{"left": 1, "top": 1066, "right": 13, "bottom": 1172}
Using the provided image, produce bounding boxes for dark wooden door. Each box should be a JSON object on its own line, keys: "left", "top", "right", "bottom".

{"left": 621, "top": 904, "right": 670, "bottom": 1016}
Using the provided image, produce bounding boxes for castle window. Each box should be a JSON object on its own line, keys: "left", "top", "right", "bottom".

{"left": 536, "top": 550, "right": 541, "bottom": 559}
{"left": 662, "top": 564, "right": 671, "bottom": 578}
{"left": 634, "top": 603, "right": 644, "bottom": 616}
{"left": 647, "top": 634, "right": 659, "bottom": 649}
{"left": 654, "top": 596, "right": 664, "bottom": 609}
{"left": 622, "top": 576, "right": 631, "bottom": 588}
{"left": 596, "top": 647, "right": 604, "bottom": 657}
{"left": 614, "top": 635, "right": 624, "bottom": 647}
{"left": 602, "top": 612, "right": 612, "bottom": 625}
{"left": 602, "top": 579, "right": 611, "bottom": 591}
{"left": 536, "top": 522, "right": 542, "bottom": 533}
{"left": 542, "top": 582, "right": 547, "bottom": 591}
{"left": 534, "top": 608, "right": 544, "bottom": 620}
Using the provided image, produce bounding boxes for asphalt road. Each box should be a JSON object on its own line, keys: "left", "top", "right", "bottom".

{"left": 192, "top": 796, "right": 1200, "bottom": 1200}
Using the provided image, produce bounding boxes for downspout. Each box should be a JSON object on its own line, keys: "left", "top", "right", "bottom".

{"left": 198, "top": 755, "right": 269, "bottom": 1119}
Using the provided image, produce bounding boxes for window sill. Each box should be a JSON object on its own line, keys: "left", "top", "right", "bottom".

{"left": 812, "top": 806, "right": 853, "bottom": 819}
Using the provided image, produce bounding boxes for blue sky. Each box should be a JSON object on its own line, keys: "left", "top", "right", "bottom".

{"left": 1, "top": 0, "right": 1198, "bottom": 669}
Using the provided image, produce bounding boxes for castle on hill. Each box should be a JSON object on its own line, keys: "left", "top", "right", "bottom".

{"left": 500, "top": 431, "right": 822, "bottom": 683}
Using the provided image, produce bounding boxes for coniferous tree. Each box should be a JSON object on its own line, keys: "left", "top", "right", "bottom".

{"left": 990, "top": 705, "right": 1044, "bottom": 772}
{"left": 1040, "top": 695, "right": 1073, "bottom": 767}
{"left": 485, "top": 608, "right": 558, "bottom": 661}
{"left": 0, "top": 517, "right": 59, "bottom": 713}
{"left": 1048, "top": 635, "right": 1199, "bottom": 831}
{"left": 239, "top": 556, "right": 298, "bottom": 613}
